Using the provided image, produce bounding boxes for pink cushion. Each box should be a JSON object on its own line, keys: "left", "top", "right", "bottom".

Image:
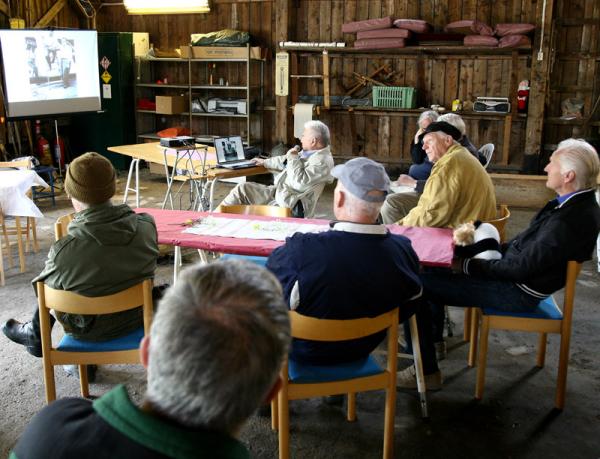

{"left": 463, "top": 35, "right": 499, "bottom": 47}
{"left": 342, "top": 17, "right": 393, "bottom": 33}
{"left": 498, "top": 34, "right": 531, "bottom": 48}
{"left": 393, "top": 19, "right": 432, "bottom": 33}
{"left": 354, "top": 38, "right": 407, "bottom": 50}
{"left": 445, "top": 20, "right": 494, "bottom": 36}
{"left": 357, "top": 28, "right": 411, "bottom": 40}
{"left": 495, "top": 23, "right": 536, "bottom": 37}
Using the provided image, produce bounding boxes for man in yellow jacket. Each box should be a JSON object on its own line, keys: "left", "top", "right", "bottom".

{"left": 398, "top": 121, "right": 496, "bottom": 228}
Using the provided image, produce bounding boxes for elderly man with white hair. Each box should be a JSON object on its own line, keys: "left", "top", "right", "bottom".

{"left": 386, "top": 121, "right": 496, "bottom": 227}
{"left": 220, "top": 120, "right": 334, "bottom": 217}
{"left": 398, "top": 138, "right": 600, "bottom": 388}
{"left": 11, "top": 260, "right": 291, "bottom": 458}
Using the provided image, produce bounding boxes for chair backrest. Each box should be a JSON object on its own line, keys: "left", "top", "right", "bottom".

{"left": 54, "top": 213, "right": 75, "bottom": 240}
{"left": 478, "top": 143, "right": 495, "bottom": 169}
{"left": 289, "top": 309, "right": 398, "bottom": 342}
{"left": 0, "top": 159, "right": 32, "bottom": 170}
{"left": 485, "top": 204, "right": 510, "bottom": 242}
{"left": 216, "top": 204, "right": 292, "bottom": 218}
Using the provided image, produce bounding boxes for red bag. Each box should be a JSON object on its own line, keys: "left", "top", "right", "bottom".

{"left": 498, "top": 34, "right": 531, "bottom": 48}
{"left": 494, "top": 23, "right": 535, "bottom": 37}
{"left": 464, "top": 35, "right": 498, "bottom": 47}
{"left": 445, "top": 20, "right": 494, "bottom": 36}
{"left": 342, "top": 17, "right": 393, "bottom": 33}
{"left": 157, "top": 127, "right": 191, "bottom": 138}
{"left": 357, "top": 28, "right": 411, "bottom": 40}
{"left": 354, "top": 38, "right": 406, "bottom": 50}
{"left": 393, "top": 19, "right": 432, "bottom": 33}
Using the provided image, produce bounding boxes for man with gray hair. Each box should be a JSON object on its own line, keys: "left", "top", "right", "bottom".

{"left": 382, "top": 121, "right": 496, "bottom": 227}
{"left": 398, "top": 138, "right": 600, "bottom": 387}
{"left": 220, "top": 120, "right": 334, "bottom": 217}
{"left": 267, "top": 157, "right": 441, "bottom": 388}
{"left": 11, "top": 260, "right": 291, "bottom": 458}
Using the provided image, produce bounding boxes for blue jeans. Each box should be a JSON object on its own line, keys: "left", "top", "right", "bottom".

{"left": 421, "top": 270, "right": 541, "bottom": 343}
{"left": 408, "top": 161, "right": 433, "bottom": 180}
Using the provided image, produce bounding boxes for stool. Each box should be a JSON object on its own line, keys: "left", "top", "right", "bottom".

{"left": 32, "top": 166, "right": 56, "bottom": 206}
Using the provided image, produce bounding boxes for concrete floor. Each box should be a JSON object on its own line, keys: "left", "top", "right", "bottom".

{"left": 1, "top": 168, "right": 599, "bottom": 458}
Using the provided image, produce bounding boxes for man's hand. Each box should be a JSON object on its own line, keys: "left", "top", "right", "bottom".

{"left": 414, "top": 128, "right": 424, "bottom": 144}
{"left": 394, "top": 174, "right": 417, "bottom": 187}
{"left": 252, "top": 157, "right": 265, "bottom": 166}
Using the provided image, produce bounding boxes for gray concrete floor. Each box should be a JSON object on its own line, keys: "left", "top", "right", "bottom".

{"left": 1, "top": 168, "right": 599, "bottom": 458}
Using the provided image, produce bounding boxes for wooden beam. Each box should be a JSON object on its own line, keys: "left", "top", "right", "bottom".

{"left": 275, "top": 0, "right": 292, "bottom": 144}
{"left": 0, "top": 0, "right": 9, "bottom": 16}
{"left": 34, "top": 0, "right": 68, "bottom": 28}
{"left": 523, "top": 0, "right": 556, "bottom": 173}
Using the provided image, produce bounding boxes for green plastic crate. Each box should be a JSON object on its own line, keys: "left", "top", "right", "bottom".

{"left": 372, "top": 86, "right": 416, "bottom": 109}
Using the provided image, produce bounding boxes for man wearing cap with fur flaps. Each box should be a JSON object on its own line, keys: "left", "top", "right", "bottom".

{"left": 392, "top": 121, "right": 497, "bottom": 228}
{"left": 267, "top": 158, "right": 441, "bottom": 387}
{"left": 2, "top": 153, "right": 159, "bottom": 357}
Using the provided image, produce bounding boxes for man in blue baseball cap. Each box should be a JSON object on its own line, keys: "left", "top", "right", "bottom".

{"left": 267, "top": 157, "right": 442, "bottom": 390}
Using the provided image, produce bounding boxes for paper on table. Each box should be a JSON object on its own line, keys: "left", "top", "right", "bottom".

{"left": 182, "top": 216, "right": 329, "bottom": 241}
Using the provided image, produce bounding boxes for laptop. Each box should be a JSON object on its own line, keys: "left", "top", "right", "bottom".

{"left": 214, "top": 136, "right": 256, "bottom": 169}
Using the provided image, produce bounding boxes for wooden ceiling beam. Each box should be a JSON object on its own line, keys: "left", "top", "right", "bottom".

{"left": 34, "top": 0, "right": 68, "bottom": 28}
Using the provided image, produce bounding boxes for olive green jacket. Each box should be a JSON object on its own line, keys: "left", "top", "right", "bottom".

{"left": 33, "top": 203, "right": 158, "bottom": 341}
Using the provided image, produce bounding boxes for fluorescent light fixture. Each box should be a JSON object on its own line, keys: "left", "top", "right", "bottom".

{"left": 124, "top": 0, "right": 209, "bottom": 14}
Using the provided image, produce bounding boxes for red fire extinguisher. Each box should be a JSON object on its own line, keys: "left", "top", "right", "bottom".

{"left": 517, "top": 80, "right": 530, "bottom": 114}
{"left": 53, "top": 120, "right": 65, "bottom": 174}
{"left": 35, "top": 120, "right": 52, "bottom": 166}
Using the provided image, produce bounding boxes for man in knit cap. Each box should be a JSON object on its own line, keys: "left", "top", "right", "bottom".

{"left": 2, "top": 152, "right": 159, "bottom": 357}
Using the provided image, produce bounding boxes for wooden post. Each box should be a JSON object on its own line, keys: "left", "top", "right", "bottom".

{"left": 275, "top": 0, "right": 292, "bottom": 144}
{"left": 323, "top": 50, "right": 330, "bottom": 109}
{"left": 523, "top": 0, "right": 556, "bottom": 173}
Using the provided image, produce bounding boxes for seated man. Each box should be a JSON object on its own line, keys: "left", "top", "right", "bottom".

{"left": 2, "top": 152, "right": 159, "bottom": 357}
{"left": 400, "top": 139, "right": 600, "bottom": 385}
{"left": 438, "top": 113, "right": 486, "bottom": 165}
{"left": 406, "top": 110, "right": 439, "bottom": 180}
{"left": 267, "top": 157, "right": 441, "bottom": 388}
{"left": 381, "top": 121, "right": 497, "bottom": 226}
{"left": 10, "top": 260, "right": 290, "bottom": 458}
{"left": 220, "top": 120, "right": 334, "bottom": 217}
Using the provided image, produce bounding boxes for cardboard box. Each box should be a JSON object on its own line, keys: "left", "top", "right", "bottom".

{"left": 180, "top": 46, "right": 263, "bottom": 60}
{"left": 155, "top": 95, "right": 188, "bottom": 114}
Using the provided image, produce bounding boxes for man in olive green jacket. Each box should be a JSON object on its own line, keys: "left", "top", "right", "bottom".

{"left": 2, "top": 152, "right": 158, "bottom": 357}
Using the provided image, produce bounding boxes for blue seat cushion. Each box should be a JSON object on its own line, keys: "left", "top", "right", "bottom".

{"left": 482, "top": 296, "right": 562, "bottom": 320}
{"left": 288, "top": 356, "right": 382, "bottom": 383}
{"left": 57, "top": 328, "right": 144, "bottom": 352}
{"left": 219, "top": 254, "right": 268, "bottom": 266}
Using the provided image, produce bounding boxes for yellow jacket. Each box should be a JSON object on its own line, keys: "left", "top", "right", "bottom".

{"left": 399, "top": 144, "right": 496, "bottom": 228}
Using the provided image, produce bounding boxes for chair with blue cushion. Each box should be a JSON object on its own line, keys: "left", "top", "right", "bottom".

{"left": 271, "top": 307, "right": 428, "bottom": 459}
{"left": 37, "top": 279, "right": 154, "bottom": 403}
{"left": 474, "top": 261, "right": 582, "bottom": 409}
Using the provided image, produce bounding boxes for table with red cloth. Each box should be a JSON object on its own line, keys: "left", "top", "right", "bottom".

{"left": 136, "top": 208, "right": 454, "bottom": 271}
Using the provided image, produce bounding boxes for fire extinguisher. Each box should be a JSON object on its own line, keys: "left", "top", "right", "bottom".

{"left": 517, "top": 80, "right": 530, "bottom": 114}
{"left": 53, "top": 120, "right": 65, "bottom": 174}
{"left": 35, "top": 120, "right": 52, "bottom": 166}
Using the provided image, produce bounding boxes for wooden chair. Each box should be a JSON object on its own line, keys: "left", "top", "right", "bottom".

{"left": 271, "top": 308, "right": 426, "bottom": 459}
{"left": 474, "top": 261, "right": 582, "bottom": 410}
{"left": 54, "top": 213, "right": 75, "bottom": 240}
{"left": 464, "top": 205, "right": 511, "bottom": 367}
{"left": 0, "top": 158, "right": 39, "bottom": 272}
{"left": 215, "top": 204, "right": 292, "bottom": 218}
{"left": 38, "top": 279, "right": 154, "bottom": 403}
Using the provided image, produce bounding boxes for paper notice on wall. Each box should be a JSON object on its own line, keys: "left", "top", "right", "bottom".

{"left": 102, "top": 84, "right": 112, "bottom": 99}
{"left": 293, "top": 103, "right": 314, "bottom": 139}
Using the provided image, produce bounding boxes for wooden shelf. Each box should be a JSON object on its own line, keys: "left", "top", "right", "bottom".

{"left": 136, "top": 83, "right": 189, "bottom": 89}
{"left": 279, "top": 45, "right": 532, "bottom": 58}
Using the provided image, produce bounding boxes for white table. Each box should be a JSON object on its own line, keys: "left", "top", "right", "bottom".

{"left": 0, "top": 169, "right": 48, "bottom": 218}
{"left": 0, "top": 169, "right": 48, "bottom": 273}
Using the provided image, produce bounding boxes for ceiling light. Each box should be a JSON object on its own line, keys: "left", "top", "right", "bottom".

{"left": 124, "top": 0, "right": 210, "bottom": 14}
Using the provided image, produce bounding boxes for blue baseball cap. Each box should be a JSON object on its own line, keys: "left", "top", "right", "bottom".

{"left": 331, "top": 157, "right": 390, "bottom": 202}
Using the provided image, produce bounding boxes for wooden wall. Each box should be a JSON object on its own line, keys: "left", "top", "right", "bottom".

{"left": 3, "top": 0, "right": 599, "bottom": 172}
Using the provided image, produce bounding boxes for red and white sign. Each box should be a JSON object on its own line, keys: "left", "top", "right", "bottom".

{"left": 100, "top": 56, "right": 111, "bottom": 70}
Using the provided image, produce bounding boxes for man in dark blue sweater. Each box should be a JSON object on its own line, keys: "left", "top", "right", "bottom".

{"left": 267, "top": 157, "right": 441, "bottom": 389}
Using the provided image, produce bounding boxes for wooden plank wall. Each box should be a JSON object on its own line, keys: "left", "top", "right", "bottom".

{"left": 3, "top": 0, "right": 598, "bottom": 172}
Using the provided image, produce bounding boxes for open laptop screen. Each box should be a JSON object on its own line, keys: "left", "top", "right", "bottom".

{"left": 215, "top": 136, "right": 245, "bottom": 164}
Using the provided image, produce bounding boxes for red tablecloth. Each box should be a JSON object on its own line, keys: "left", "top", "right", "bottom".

{"left": 136, "top": 208, "right": 454, "bottom": 268}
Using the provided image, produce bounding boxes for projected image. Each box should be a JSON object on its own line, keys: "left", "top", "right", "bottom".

{"left": 26, "top": 33, "right": 77, "bottom": 98}
{"left": 0, "top": 29, "right": 100, "bottom": 118}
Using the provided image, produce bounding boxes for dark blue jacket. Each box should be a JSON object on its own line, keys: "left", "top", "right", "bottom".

{"left": 267, "top": 223, "right": 422, "bottom": 365}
